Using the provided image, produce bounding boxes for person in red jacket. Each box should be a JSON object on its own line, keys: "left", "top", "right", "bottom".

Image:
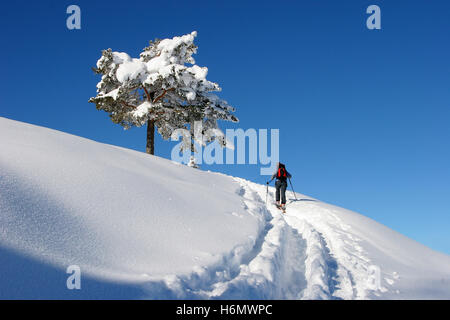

{"left": 267, "top": 162, "right": 292, "bottom": 210}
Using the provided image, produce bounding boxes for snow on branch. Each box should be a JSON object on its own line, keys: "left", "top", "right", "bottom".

{"left": 89, "top": 31, "right": 238, "bottom": 148}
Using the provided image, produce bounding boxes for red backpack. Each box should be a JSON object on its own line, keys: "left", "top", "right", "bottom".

{"left": 277, "top": 165, "right": 287, "bottom": 179}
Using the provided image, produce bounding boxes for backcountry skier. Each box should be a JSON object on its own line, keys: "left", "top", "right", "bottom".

{"left": 267, "top": 162, "right": 291, "bottom": 212}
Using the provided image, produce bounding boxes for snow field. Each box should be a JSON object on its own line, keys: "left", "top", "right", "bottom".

{"left": 1, "top": 116, "right": 450, "bottom": 299}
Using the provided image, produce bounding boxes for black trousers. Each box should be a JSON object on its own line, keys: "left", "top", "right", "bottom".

{"left": 275, "top": 179, "right": 288, "bottom": 204}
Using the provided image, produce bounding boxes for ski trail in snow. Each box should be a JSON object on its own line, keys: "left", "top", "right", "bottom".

{"left": 140, "top": 178, "right": 308, "bottom": 299}
{"left": 240, "top": 179, "right": 389, "bottom": 300}
{"left": 186, "top": 178, "right": 308, "bottom": 299}
{"left": 283, "top": 200, "right": 389, "bottom": 299}
{"left": 242, "top": 180, "right": 345, "bottom": 299}
{"left": 139, "top": 178, "right": 391, "bottom": 299}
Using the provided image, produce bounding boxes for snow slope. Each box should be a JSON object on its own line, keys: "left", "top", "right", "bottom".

{"left": 1, "top": 117, "right": 449, "bottom": 299}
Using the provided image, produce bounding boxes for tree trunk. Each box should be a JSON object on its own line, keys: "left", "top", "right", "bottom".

{"left": 146, "top": 119, "right": 155, "bottom": 155}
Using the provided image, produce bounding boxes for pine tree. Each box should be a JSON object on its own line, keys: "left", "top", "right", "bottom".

{"left": 89, "top": 31, "right": 238, "bottom": 155}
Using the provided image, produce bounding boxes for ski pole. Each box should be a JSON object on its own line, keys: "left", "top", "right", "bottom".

{"left": 265, "top": 182, "right": 269, "bottom": 206}
{"left": 288, "top": 177, "right": 297, "bottom": 200}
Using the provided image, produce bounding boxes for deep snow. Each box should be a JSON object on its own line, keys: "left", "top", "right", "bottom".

{"left": 1, "top": 117, "right": 449, "bottom": 299}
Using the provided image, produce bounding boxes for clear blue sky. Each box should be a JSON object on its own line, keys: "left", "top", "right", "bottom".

{"left": 1, "top": 0, "right": 449, "bottom": 254}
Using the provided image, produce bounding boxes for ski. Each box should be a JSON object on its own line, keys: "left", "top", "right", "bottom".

{"left": 275, "top": 203, "right": 286, "bottom": 213}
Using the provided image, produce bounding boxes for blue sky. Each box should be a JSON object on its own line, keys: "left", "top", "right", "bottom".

{"left": 1, "top": 0, "right": 449, "bottom": 254}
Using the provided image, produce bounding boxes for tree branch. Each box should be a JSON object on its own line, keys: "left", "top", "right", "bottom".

{"left": 142, "top": 85, "right": 151, "bottom": 101}
{"left": 120, "top": 100, "right": 137, "bottom": 109}
{"left": 153, "top": 88, "right": 174, "bottom": 104}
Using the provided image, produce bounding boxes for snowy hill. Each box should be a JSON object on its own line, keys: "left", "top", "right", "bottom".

{"left": 1, "top": 116, "right": 449, "bottom": 299}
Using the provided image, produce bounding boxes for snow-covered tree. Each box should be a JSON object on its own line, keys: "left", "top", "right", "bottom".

{"left": 89, "top": 31, "right": 238, "bottom": 155}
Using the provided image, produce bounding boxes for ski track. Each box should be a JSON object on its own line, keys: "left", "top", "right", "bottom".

{"left": 140, "top": 178, "right": 392, "bottom": 299}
